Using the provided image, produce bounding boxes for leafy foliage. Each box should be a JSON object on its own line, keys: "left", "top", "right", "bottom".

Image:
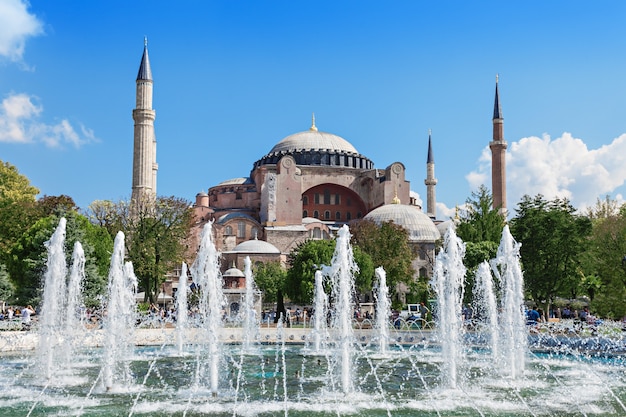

{"left": 253, "top": 261, "right": 286, "bottom": 304}
{"left": 6, "top": 212, "right": 112, "bottom": 307}
{"left": 285, "top": 239, "right": 373, "bottom": 305}
{"left": 349, "top": 219, "right": 414, "bottom": 295}
{"left": 86, "top": 195, "right": 194, "bottom": 303}
{"left": 0, "top": 161, "right": 40, "bottom": 264}
{"left": 509, "top": 194, "right": 592, "bottom": 309}
{"left": 583, "top": 203, "right": 626, "bottom": 318}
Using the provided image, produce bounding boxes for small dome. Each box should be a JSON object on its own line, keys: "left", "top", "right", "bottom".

{"left": 232, "top": 238, "right": 280, "bottom": 254}
{"left": 436, "top": 219, "right": 455, "bottom": 237}
{"left": 269, "top": 130, "right": 359, "bottom": 155}
{"left": 364, "top": 204, "right": 441, "bottom": 242}
{"left": 223, "top": 266, "right": 244, "bottom": 278}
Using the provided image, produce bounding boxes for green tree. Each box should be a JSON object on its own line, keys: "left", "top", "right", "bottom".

{"left": 7, "top": 212, "right": 112, "bottom": 306}
{"left": 99, "top": 195, "right": 194, "bottom": 303}
{"left": 0, "top": 161, "right": 40, "bottom": 264}
{"left": 0, "top": 264, "right": 15, "bottom": 303}
{"left": 350, "top": 219, "right": 414, "bottom": 298}
{"left": 285, "top": 239, "right": 373, "bottom": 305}
{"left": 583, "top": 203, "right": 626, "bottom": 318}
{"left": 456, "top": 185, "right": 506, "bottom": 244}
{"left": 456, "top": 186, "right": 505, "bottom": 302}
{"left": 253, "top": 261, "right": 287, "bottom": 304}
{"left": 509, "top": 194, "right": 592, "bottom": 313}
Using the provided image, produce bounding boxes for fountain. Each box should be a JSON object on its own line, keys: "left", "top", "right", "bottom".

{"left": 175, "top": 262, "right": 189, "bottom": 355}
{"left": 241, "top": 256, "right": 259, "bottom": 351}
{"left": 311, "top": 270, "right": 328, "bottom": 352}
{"left": 374, "top": 267, "right": 390, "bottom": 355}
{"left": 1, "top": 223, "right": 626, "bottom": 416}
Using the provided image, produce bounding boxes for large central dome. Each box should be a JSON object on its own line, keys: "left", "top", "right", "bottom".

{"left": 253, "top": 117, "right": 373, "bottom": 170}
{"left": 269, "top": 130, "right": 359, "bottom": 155}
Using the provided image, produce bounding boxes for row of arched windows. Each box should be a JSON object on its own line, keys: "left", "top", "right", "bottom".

{"left": 303, "top": 210, "right": 361, "bottom": 221}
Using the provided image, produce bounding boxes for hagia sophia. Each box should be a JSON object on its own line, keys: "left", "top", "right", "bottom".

{"left": 130, "top": 42, "right": 507, "bottom": 303}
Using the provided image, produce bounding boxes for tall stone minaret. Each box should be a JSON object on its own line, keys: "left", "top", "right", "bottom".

{"left": 424, "top": 129, "right": 437, "bottom": 218}
{"left": 490, "top": 75, "right": 507, "bottom": 214}
{"left": 131, "top": 38, "right": 157, "bottom": 204}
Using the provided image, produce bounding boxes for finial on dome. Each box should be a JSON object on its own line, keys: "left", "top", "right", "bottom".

{"left": 392, "top": 186, "right": 401, "bottom": 204}
{"left": 310, "top": 112, "right": 318, "bottom": 132}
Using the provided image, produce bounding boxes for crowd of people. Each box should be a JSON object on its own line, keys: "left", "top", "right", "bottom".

{"left": 0, "top": 305, "right": 36, "bottom": 330}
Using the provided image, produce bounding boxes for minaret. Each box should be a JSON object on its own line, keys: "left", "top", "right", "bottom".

{"left": 424, "top": 129, "right": 437, "bottom": 218}
{"left": 490, "top": 74, "right": 507, "bottom": 214}
{"left": 131, "top": 38, "right": 157, "bottom": 204}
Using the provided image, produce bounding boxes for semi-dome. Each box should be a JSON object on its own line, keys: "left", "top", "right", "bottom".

{"left": 364, "top": 204, "right": 441, "bottom": 242}
{"left": 232, "top": 238, "right": 281, "bottom": 254}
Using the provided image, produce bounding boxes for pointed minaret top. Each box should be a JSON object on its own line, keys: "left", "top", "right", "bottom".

{"left": 137, "top": 38, "right": 152, "bottom": 81}
{"left": 427, "top": 129, "right": 434, "bottom": 164}
{"left": 493, "top": 73, "right": 502, "bottom": 119}
{"left": 310, "top": 112, "right": 318, "bottom": 132}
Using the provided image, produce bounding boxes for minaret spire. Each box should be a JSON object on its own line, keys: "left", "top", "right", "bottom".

{"left": 490, "top": 74, "right": 507, "bottom": 215}
{"left": 424, "top": 129, "right": 437, "bottom": 218}
{"left": 310, "top": 112, "right": 318, "bottom": 132}
{"left": 132, "top": 39, "right": 157, "bottom": 205}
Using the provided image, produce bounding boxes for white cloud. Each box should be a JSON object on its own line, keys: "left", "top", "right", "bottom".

{"left": 0, "top": 93, "right": 97, "bottom": 148}
{"left": 467, "top": 132, "right": 626, "bottom": 212}
{"left": 0, "top": 0, "right": 43, "bottom": 62}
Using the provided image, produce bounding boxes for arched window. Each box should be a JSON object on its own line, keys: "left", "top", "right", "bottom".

{"left": 324, "top": 211, "right": 330, "bottom": 220}
{"left": 335, "top": 211, "right": 341, "bottom": 220}
{"left": 312, "top": 227, "right": 322, "bottom": 239}
{"left": 313, "top": 210, "right": 319, "bottom": 218}
{"left": 357, "top": 212, "right": 362, "bottom": 218}
{"left": 225, "top": 225, "right": 233, "bottom": 235}
{"left": 346, "top": 212, "right": 352, "bottom": 220}
{"left": 303, "top": 210, "right": 308, "bottom": 218}
{"left": 302, "top": 195, "right": 308, "bottom": 205}
{"left": 237, "top": 222, "right": 245, "bottom": 238}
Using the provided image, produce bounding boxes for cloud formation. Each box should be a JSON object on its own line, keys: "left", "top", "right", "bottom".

{"left": 0, "top": 93, "right": 97, "bottom": 148}
{"left": 0, "top": 0, "right": 43, "bottom": 62}
{"left": 467, "top": 133, "right": 626, "bottom": 212}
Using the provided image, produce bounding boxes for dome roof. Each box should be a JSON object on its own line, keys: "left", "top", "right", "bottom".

{"left": 269, "top": 130, "right": 359, "bottom": 155}
{"left": 232, "top": 238, "right": 281, "bottom": 254}
{"left": 364, "top": 204, "right": 441, "bottom": 243}
{"left": 223, "top": 266, "right": 244, "bottom": 278}
{"left": 253, "top": 118, "right": 373, "bottom": 170}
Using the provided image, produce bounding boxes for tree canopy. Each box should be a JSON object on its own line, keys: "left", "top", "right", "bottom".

{"left": 509, "top": 194, "right": 592, "bottom": 310}
{"left": 349, "top": 219, "right": 415, "bottom": 296}
{"left": 85, "top": 195, "right": 194, "bottom": 303}
{"left": 285, "top": 238, "right": 373, "bottom": 305}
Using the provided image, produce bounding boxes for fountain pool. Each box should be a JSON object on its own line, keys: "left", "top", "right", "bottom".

{"left": 0, "top": 338, "right": 625, "bottom": 416}
{"left": 2, "top": 220, "right": 626, "bottom": 416}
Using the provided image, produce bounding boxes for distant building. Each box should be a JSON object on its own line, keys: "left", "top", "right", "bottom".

{"left": 130, "top": 42, "right": 507, "bottom": 299}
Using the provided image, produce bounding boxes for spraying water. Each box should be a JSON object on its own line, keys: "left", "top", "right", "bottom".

{"left": 491, "top": 225, "right": 526, "bottom": 379}
{"left": 37, "top": 217, "right": 68, "bottom": 380}
{"left": 242, "top": 256, "right": 259, "bottom": 351}
{"left": 374, "top": 267, "right": 390, "bottom": 355}
{"left": 327, "top": 225, "right": 358, "bottom": 394}
{"left": 102, "top": 231, "right": 137, "bottom": 390}
{"left": 312, "top": 270, "right": 328, "bottom": 352}
{"left": 431, "top": 224, "right": 466, "bottom": 388}
{"left": 176, "top": 262, "right": 189, "bottom": 355}
{"left": 190, "top": 221, "right": 225, "bottom": 395}
{"left": 473, "top": 260, "right": 499, "bottom": 363}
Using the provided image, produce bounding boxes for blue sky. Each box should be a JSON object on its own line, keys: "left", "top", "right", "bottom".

{"left": 1, "top": 1, "right": 626, "bottom": 219}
